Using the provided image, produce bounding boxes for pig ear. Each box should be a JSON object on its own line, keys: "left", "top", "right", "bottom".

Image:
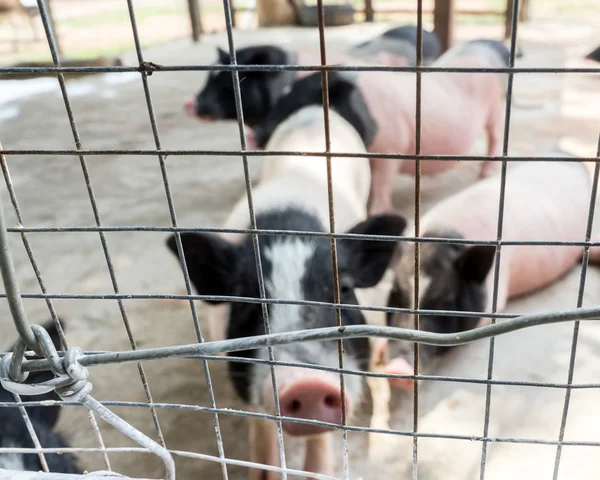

{"left": 327, "top": 72, "right": 357, "bottom": 101}
{"left": 166, "top": 233, "right": 238, "bottom": 303}
{"left": 454, "top": 245, "right": 496, "bottom": 284}
{"left": 344, "top": 214, "right": 407, "bottom": 288}
{"left": 216, "top": 47, "right": 231, "bottom": 64}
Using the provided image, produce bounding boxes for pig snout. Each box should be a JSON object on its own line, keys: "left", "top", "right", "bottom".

{"left": 373, "top": 338, "right": 423, "bottom": 390}
{"left": 264, "top": 367, "right": 350, "bottom": 437}
{"left": 184, "top": 98, "right": 197, "bottom": 117}
{"left": 185, "top": 96, "right": 217, "bottom": 122}
{"left": 245, "top": 127, "right": 258, "bottom": 150}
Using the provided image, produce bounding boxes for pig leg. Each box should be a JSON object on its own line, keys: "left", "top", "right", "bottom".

{"left": 304, "top": 433, "right": 334, "bottom": 475}
{"left": 479, "top": 104, "right": 504, "bottom": 179}
{"left": 368, "top": 158, "right": 404, "bottom": 215}
{"left": 248, "top": 417, "right": 281, "bottom": 480}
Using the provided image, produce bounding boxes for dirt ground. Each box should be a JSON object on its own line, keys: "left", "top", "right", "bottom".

{"left": 1, "top": 19, "right": 600, "bottom": 480}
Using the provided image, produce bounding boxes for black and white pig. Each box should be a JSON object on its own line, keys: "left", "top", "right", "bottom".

{"left": 166, "top": 105, "right": 406, "bottom": 478}
{"left": 252, "top": 39, "right": 516, "bottom": 215}
{"left": 0, "top": 320, "right": 80, "bottom": 474}
{"left": 184, "top": 24, "right": 442, "bottom": 127}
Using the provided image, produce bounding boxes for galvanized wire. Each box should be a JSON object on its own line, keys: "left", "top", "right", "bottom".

{"left": 11, "top": 304, "right": 600, "bottom": 374}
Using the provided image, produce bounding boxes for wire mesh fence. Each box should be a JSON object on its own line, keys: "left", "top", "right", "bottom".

{"left": 0, "top": 0, "right": 600, "bottom": 479}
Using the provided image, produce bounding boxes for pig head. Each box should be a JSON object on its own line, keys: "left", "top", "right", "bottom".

{"left": 185, "top": 45, "right": 297, "bottom": 127}
{"left": 167, "top": 209, "right": 406, "bottom": 475}
{"left": 374, "top": 229, "right": 497, "bottom": 390}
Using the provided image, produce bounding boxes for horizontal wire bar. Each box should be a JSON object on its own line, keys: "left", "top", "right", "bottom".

{"left": 0, "top": 420, "right": 598, "bottom": 449}
{"left": 1, "top": 149, "right": 598, "bottom": 162}
{"left": 0, "top": 65, "right": 599, "bottom": 74}
{"left": 12, "top": 304, "right": 600, "bottom": 375}
{"left": 5, "top": 225, "right": 600, "bottom": 248}
{"left": 0, "top": 447, "right": 336, "bottom": 480}
{"left": 0, "top": 292, "right": 540, "bottom": 319}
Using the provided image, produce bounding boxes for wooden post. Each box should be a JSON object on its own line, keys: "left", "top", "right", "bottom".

{"left": 44, "top": 0, "right": 62, "bottom": 56}
{"left": 187, "top": 0, "right": 202, "bottom": 42}
{"left": 230, "top": 0, "right": 237, "bottom": 28}
{"left": 519, "top": 0, "right": 531, "bottom": 22}
{"left": 504, "top": 0, "right": 515, "bottom": 40}
{"left": 433, "top": 0, "right": 454, "bottom": 53}
{"left": 364, "top": 0, "right": 374, "bottom": 22}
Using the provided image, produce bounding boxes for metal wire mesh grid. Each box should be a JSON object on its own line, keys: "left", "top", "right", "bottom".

{"left": 0, "top": 0, "right": 599, "bottom": 479}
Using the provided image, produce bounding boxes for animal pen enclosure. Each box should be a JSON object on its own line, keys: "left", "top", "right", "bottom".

{"left": 1, "top": 0, "right": 600, "bottom": 479}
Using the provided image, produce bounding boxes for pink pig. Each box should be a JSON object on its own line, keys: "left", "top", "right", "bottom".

{"left": 365, "top": 39, "right": 512, "bottom": 215}
{"left": 374, "top": 160, "right": 600, "bottom": 389}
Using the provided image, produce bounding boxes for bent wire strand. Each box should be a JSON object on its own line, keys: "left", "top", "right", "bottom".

{"left": 0, "top": 159, "right": 175, "bottom": 480}
{"left": 14, "top": 302, "right": 600, "bottom": 377}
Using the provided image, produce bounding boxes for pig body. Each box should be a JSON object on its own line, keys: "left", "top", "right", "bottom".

{"left": 185, "top": 25, "right": 442, "bottom": 127}
{"left": 167, "top": 105, "right": 406, "bottom": 478}
{"left": 380, "top": 161, "right": 600, "bottom": 388}
{"left": 252, "top": 39, "right": 512, "bottom": 215}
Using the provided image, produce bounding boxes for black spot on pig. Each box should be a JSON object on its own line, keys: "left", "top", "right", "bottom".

{"left": 350, "top": 25, "right": 442, "bottom": 66}
{"left": 253, "top": 71, "right": 377, "bottom": 150}
{"left": 0, "top": 319, "right": 80, "bottom": 474}
{"left": 192, "top": 45, "right": 297, "bottom": 127}
{"left": 465, "top": 39, "right": 522, "bottom": 66}
{"left": 166, "top": 209, "right": 406, "bottom": 404}
{"left": 380, "top": 25, "right": 442, "bottom": 60}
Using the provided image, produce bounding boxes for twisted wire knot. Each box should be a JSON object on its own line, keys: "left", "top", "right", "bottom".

{"left": 0, "top": 324, "right": 93, "bottom": 401}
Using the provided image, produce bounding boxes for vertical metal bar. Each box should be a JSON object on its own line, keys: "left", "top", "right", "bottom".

{"left": 12, "top": 393, "right": 50, "bottom": 472}
{"left": 0, "top": 148, "right": 112, "bottom": 470}
{"left": 433, "top": 0, "right": 454, "bottom": 53}
{"left": 552, "top": 137, "right": 600, "bottom": 480}
{"left": 187, "top": 0, "right": 203, "bottom": 42}
{"left": 123, "top": 1, "right": 229, "bottom": 479}
{"left": 0, "top": 155, "right": 40, "bottom": 357}
{"left": 479, "top": 1, "right": 520, "bottom": 478}
{"left": 412, "top": 2, "right": 424, "bottom": 478}
{"left": 35, "top": 0, "right": 168, "bottom": 455}
{"left": 219, "top": 0, "right": 287, "bottom": 475}
{"left": 364, "top": 0, "right": 374, "bottom": 22}
{"left": 315, "top": 0, "right": 350, "bottom": 477}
